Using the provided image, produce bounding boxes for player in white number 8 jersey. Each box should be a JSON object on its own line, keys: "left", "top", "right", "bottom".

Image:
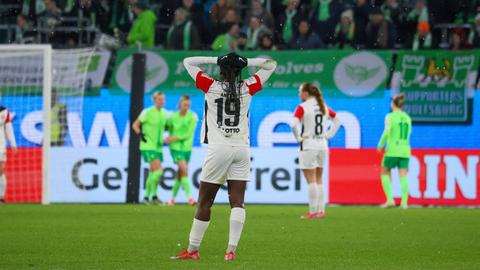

{"left": 172, "top": 53, "right": 277, "bottom": 261}
{"left": 291, "top": 83, "right": 341, "bottom": 219}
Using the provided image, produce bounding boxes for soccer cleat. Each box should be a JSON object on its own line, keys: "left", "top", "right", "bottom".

{"left": 224, "top": 251, "right": 236, "bottom": 261}
{"left": 151, "top": 197, "right": 164, "bottom": 206}
{"left": 188, "top": 198, "right": 197, "bottom": 206}
{"left": 316, "top": 211, "right": 325, "bottom": 218}
{"left": 168, "top": 199, "right": 175, "bottom": 206}
{"left": 400, "top": 204, "right": 408, "bottom": 210}
{"left": 170, "top": 249, "right": 200, "bottom": 260}
{"left": 143, "top": 198, "right": 151, "bottom": 205}
{"left": 300, "top": 213, "right": 317, "bottom": 219}
{"left": 380, "top": 201, "right": 395, "bottom": 208}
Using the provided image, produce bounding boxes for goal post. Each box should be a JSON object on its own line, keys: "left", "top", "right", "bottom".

{"left": 42, "top": 45, "right": 52, "bottom": 205}
{"left": 0, "top": 45, "right": 94, "bottom": 204}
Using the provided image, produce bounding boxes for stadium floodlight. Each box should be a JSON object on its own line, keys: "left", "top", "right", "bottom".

{"left": 0, "top": 45, "right": 94, "bottom": 204}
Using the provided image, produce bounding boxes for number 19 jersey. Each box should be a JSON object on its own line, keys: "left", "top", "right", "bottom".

{"left": 195, "top": 71, "right": 263, "bottom": 146}
{"left": 293, "top": 98, "right": 337, "bottom": 151}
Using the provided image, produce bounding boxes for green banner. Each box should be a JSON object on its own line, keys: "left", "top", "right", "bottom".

{"left": 394, "top": 50, "right": 479, "bottom": 122}
{"left": 110, "top": 50, "right": 392, "bottom": 98}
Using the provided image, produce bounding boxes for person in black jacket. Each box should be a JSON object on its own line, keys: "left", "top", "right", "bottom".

{"left": 365, "top": 7, "right": 396, "bottom": 49}
{"left": 309, "top": 0, "right": 343, "bottom": 45}
{"left": 166, "top": 7, "right": 201, "bottom": 50}
{"left": 182, "top": 0, "right": 210, "bottom": 45}
{"left": 353, "top": 0, "right": 371, "bottom": 48}
{"left": 275, "top": 0, "right": 305, "bottom": 49}
{"left": 289, "top": 19, "right": 325, "bottom": 50}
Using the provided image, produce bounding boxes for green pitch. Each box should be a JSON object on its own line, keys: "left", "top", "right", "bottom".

{"left": 0, "top": 204, "right": 479, "bottom": 270}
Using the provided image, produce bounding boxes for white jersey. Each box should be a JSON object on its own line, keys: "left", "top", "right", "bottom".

{"left": 293, "top": 98, "right": 337, "bottom": 151}
{"left": 0, "top": 107, "right": 14, "bottom": 150}
{"left": 195, "top": 71, "right": 263, "bottom": 146}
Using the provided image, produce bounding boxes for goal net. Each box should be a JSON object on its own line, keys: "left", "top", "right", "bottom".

{"left": 0, "top": 45, "right": 94, "bottom": 204}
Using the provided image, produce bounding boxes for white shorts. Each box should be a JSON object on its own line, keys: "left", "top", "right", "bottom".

{"left": 299, "top": 149, "right": 327, "bottom": 169}
{"left": 200, "top": 144, "right": 250, "bottom": 185}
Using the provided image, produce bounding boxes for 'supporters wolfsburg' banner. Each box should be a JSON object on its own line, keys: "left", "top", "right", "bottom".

{"left": 393, "top": 50, "right": 479, "bottom": 122}
{"left": 110, "top": 50, "right": 392, "bottom": 98}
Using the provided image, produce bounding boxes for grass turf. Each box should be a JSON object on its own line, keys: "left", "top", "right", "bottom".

{"left": 0, "top": 204, "right": 479, "bottom": 270}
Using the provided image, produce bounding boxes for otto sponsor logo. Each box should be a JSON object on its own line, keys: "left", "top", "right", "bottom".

{"left": 116, "top": 51, "right": 169, "bottom": 93}
{"left": 221, "top": 127, "right": 240, "bottom": 135}
{"left": 334, "top": 52, "right": 387, "bottom": 97}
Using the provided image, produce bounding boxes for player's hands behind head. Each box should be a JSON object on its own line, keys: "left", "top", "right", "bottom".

{"left": 217, "top": 52, "right": 247, "bottom": 70}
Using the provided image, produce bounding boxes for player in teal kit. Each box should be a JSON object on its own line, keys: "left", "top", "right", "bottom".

{"left": 377, "top": 93, "right": 412, "bottom": 209}
{"left": 132, "top": 91, "right": 169, "bottom": 205}
{"left": 166, "top": 95, "right": 198, "bottom": 206}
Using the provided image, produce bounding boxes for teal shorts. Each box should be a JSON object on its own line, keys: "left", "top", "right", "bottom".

{"left": 382, "top": 156, "right": 409, "bottom": 169}
{"left": 141, "top": 150, "right": 163, "bottom": 163}
{"left": 170, "top": 150, "right": 191, "bottom": 164}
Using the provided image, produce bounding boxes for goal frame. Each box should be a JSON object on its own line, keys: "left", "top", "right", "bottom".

{"left": 0, "top": 45, "right": 52, "bottom": 205}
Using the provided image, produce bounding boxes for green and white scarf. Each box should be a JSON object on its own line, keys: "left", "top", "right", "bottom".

{"left": 167, "top": 21, "right": 192, "bottom": 50}
{"left": 247, "top": 27, "right": 261, "bottom": 49}
{"left": 283, "top": 9, "right": 297, "bottom": 43}
{"left": 412, "top": 33, "right": 432, "bottom": 51}
{"left": 318, "top": 0, "right": 332, "bottom": 21}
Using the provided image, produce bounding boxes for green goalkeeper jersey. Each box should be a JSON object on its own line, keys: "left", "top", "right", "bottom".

{"left": 138, "top": 106, "right": 169, "bottom": 152}
{"left": 168, "top": 110, "right": 198, "bottom": 151}
{"left": 377, "top": 111, "right": 412, "bottom": 158}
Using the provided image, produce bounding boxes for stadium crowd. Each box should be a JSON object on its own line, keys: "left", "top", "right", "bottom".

{"left": 1, "top": 0, "right": 480, "bottom": 50}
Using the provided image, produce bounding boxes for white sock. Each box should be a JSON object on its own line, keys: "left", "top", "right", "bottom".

{"left": 308, "top": 183, "right": 318, "bottom": 214}
{"left": 317, "top": 184, "right": 325, "bottom": 212}
{"left": 188, "top": 218, "right": 210, "bottom": 252}
{"left": 0, "top": 174, "right": 6, "bottom": 199}
{"left": 227, "top": 207, "right": 246, "bottom": 252}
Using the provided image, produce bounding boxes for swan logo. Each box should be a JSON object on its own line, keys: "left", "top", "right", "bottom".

{"left": 116, "top": 51, "right": 169, "bottom": 93}
{"left": 334, "top": 52, "right": 387, "bottom": 97}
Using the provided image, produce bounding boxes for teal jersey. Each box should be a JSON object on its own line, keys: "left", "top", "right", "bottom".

{"left": 167, "top": 110, "right": 198, "bottom": 151}
{"left": 138, "top": 106, "right": 169, "bottom": 152}
{"left": 377, "top": 111, "right": 412, "bottom": 158}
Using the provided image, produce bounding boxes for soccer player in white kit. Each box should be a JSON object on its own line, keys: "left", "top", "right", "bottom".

{"left": 291, "top": 83, "right": 340, "bottom": 219}
{"left": 0, "top": 103, "right": 17, "bottom": 203}
{"left": 171, "top": 52, "right": 276, "bottom": 261}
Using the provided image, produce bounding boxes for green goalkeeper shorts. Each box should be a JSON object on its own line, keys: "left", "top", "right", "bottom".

{"left": 141, "top": 150, "right": 163, "bottom": 163}
{"left": 170, "top": 150, "right": 191, "bottom": 164}
{"left": 382, "top": 156, "right": 409, "bottom": 169}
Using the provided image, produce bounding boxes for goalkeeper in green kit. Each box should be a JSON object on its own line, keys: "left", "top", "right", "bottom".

{"left": 165, "top": 95, "right": 198, "bottom": 206}
{"left": 132, "top": 91, "right": 169, "bottom": 205}
{"left": 377, "top": 93, "right": 412, "bottom": 209}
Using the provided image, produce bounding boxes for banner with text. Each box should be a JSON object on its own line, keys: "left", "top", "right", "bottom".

{"left": 110, "top": 50, "right": 392, "bottom": 98}
{"left": 6, "top": 147, "right": 479, "bottom": 206}
{"left": 330, "top": 149, "right": 480, "bottom": 206}
{"left": 48, "top": 147, "right": 329, "bottom": 204}
{"left": 44, "top": 147, "right": 480, "bottom": 206}
{"left": 392, "top": 50, "right": 479, "bottom": 122}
